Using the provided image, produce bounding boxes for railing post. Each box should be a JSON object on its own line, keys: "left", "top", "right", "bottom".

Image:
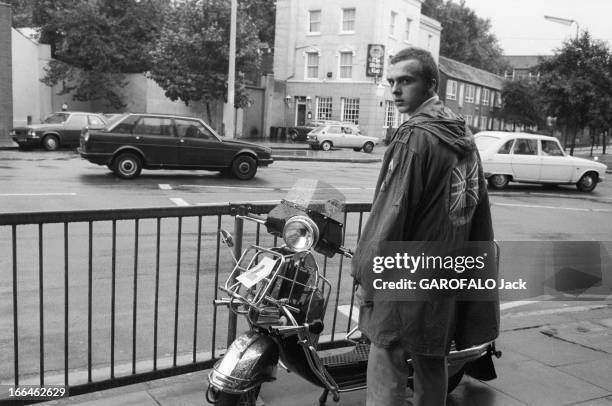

{"left": 227, "top": 207, "right": 245, "bottom": 346}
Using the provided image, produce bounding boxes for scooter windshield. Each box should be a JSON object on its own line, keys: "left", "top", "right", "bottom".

{"left": 265, "top": 179, "right": 346, "bottom": 257}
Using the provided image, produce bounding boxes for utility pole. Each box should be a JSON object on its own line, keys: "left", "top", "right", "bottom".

{"left": 223, "top": 0, "right": 237, "bottom": 138}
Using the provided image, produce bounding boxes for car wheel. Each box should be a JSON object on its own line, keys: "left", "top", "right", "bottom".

{"left": 112, "top": 152, "right": 142, "bottom": 179}
{"left": 321, "top": 141, "right": 332, "bottom": 151}
{"left": 576, "top": 172, "right": 598, "bottom": 192}
{"left": 488, "top": 174, "right": 509, "bottom": 190}
{"left": 289, "top": 130, "right": 299, "bottom": 141}
{"left": 42, "top": 135, "right": 59, "bottom": 151}
{"left": 363, "top": 142, "right": 374, "bottom": 153}
{"left": 231, "top": 155, "right": 257, "bottom": 180}
{"left": 352, "top": 147, "right": 362, "bottom": 152}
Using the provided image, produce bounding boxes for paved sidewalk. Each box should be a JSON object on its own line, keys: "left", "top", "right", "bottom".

{"left": 35, "top": 302, "right": 612, "bottom": 406}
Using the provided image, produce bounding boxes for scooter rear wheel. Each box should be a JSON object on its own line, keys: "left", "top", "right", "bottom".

{"left": 210, "top": 385, "right": 261, "bottom": 406}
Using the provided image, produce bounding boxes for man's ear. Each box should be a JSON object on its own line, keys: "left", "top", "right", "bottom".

{"left": 429, "top": 78, "right": 438, "bottom": 93}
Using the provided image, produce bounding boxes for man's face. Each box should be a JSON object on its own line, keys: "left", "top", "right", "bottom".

{"left": 387, "top": 59, "right": 434, "bottom": 115}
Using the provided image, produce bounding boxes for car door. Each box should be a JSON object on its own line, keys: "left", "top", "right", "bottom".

{"left": 63, "top": 114, "right": 89, "bottom": 146}
{"left": 487, "top": 139, "right": 514, "bottom": 175}
{"left": 131, "top": 116, "right": 180, "bottom": 166}
{"left": 325, "top": 126, "right": 343, "bottom": 145}
{"left": 510, "top": 138, "right": 540, "bottom": 181}
{"left": 538, "top": 139, "right": 574, "bottom": 182}
{"left": 340, "top": 126, "right": 358, "bottom": 147}
{"left": 174, "top": 118, "right": 227, "bottom": 168}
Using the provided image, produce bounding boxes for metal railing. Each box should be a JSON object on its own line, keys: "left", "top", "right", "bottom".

{"left": 0, "top": 202, "right": 371, "bottom": 398}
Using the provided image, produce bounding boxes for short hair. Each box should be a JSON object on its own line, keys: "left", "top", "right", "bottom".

{"left": 390, "top": 47, "right": 439, "bottom": 92}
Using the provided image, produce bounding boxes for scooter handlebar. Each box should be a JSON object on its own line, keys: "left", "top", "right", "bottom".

{"left": 269, "top": 319, "right": 324, "bottom": 336}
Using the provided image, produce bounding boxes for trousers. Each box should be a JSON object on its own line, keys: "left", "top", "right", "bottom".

{"left": 366, "top": 342, "right": 448, "bottom": 406}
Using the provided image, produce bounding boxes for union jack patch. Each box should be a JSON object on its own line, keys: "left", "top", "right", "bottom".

{"left": 448, "top": 157, "right": 479, "bottom": 226}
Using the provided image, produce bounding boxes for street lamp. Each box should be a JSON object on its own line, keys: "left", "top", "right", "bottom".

{"left": 223, "top": 0, "right": 237, "bottom": 139}
{"left": 544, "top": 15, "right": 579, "bottom": 39}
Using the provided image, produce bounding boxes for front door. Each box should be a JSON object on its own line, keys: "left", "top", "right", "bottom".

{"left": 174, "top": 118, "right": 227, "bottom": 168}
{"left": 132, "top": 116, "right": 180, "bottom": 166}
{"left": 511, "top": 138, "right": 540, "bottom": 181}
{"left": 296, "top": 102, "right": 306, "bottom": 126}
{"left": 538, "top": 139, "right": 573, "bottom": 182}
{"left": 63, "top": 114, "right": 89, "bottom": 145}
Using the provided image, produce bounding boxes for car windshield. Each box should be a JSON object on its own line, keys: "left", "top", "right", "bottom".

{"left": 310, "top": 127, "right": 326, "bottom": 134}
{"left": 474, "top": 135, "right": 500, "bottom": 151}
{"left": 43, "top": 113, "right": 69, "bottom": 124}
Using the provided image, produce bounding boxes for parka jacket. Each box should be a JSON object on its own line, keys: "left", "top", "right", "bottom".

{"left": 351, "top": 97, "right": 499, "bottom": 356}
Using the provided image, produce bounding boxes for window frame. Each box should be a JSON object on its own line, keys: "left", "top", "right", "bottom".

{"left": 389, "top": 11, "right": 397, "bottom": 37}
{"left": 465, "top": 84, "right": 475, "bottom": 103}
{"left": 405, "top": 17, "right": 412, "bottom": 42}
{"left": 338, "top": 51, "right": 354, "bottom": 80}
{"left": 305, "top": 51, "right": 320, "bottom": 80}
{"left": 384, "top": 100, "right": 399, "bottom": 128}
{"left": 446, "top": 80, "right": 458, "bottom": 101}
{"left": 482, "top": 88, "right": 490, "bottom": 106}
{"left": 341, "top": 8, "right": 356, "bottom": 33}
{"left": 308, "top": 10, "right": 321, "bottom": 35}
{"left": 315, "top": 96, "right": 333, "bottom": 121}
{"left": 341, "top": 97, "right": 360, "bottom": 124}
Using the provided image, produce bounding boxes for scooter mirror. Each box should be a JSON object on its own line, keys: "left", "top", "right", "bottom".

{"left": 220, "top": 229, "right": 234, "bottom": 248}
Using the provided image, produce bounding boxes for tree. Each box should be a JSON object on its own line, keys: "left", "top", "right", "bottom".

{"left": 5, "top": 0, "right": 34, "bottom": 27}
{"left": 499, "top": 80, "right": 544, "bottom": 130}
{"left": 147, "top": 0, "right": 262, "bottom": 126}
{"left": 537, "top": 31, "right": 612, "bottom": 155}
{"left": 39, "top": 0, "right": 168, "bottom": 109}
{"left": 421, "top": 0, "right": 509, "bottom": 74}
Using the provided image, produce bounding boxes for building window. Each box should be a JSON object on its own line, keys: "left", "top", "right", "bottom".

{"left": 465, "top": 85, "right": 475, "bottom": 103}
{"left": 341, "top": 97, "right": 360, "bottom": 124}
{"left": 464, "top": 115, "right": 472, "bottom": 126}
{"left": 389, "top": 11, "right": 397, "bottom": 36}
{"left": 475, "top": 87, "right": 481, "bottom": 105}
{"left": 306, "top": 52, "right": 319, "bottom": 79}
{"left": 405, "top": 18, "right": 412, "bottom": 41}
{"left": 481, "top": 114, "right": 488, "bottom": 129}
{"left": 308, "top": 10, "right": 321, "bottom": 34}
{"left": 341, "top": 8, "right": 356, "bottom": 32}
{"left": 316, "top": 97, "right": 333, "bottom": 121}
{"left": 482, "top": 89, "right": 490, "bottom": 106}
{"left": 384, "top": 100, "right": 399, "bottom": 128}
{"left": 339, "top": 52, "right": 353, "bottom": 79}
{"left": 495, "top": 91, "right": 502, "bottom": 107}
{"left": 473, "top": 115, "right": 479, "bottom": 128}
{"left": 446, "top": 80, "right": 458, "bottom": 100}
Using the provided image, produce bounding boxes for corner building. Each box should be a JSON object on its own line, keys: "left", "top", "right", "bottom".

{"left": 271, "top": 0, "right": 441, "bottom": 139}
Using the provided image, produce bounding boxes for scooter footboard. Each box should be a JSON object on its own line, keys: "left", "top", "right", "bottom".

{"left": 209, "top": 331, "right": 279, "bottom": 394}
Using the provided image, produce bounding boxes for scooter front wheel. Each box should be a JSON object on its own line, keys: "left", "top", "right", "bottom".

{"left": 207, "top": 385, "right": 261, "bottom": 406}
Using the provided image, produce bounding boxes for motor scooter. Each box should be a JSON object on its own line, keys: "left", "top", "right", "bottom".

{"left": 206, "top": 179, "right": 501, "bottom": 406}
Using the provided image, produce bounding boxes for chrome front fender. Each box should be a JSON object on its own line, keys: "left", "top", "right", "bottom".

{"left": 208, "top": 331, "right": 279, "bottom": 394}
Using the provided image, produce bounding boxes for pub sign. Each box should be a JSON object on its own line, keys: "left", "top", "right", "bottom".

{"left": 366, "top": 44, "right": 385, "bottom": 77}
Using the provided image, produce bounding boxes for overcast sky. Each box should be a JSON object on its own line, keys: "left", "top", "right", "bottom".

{"left": 458, "top": 0, "right": 612, "bottom": 56}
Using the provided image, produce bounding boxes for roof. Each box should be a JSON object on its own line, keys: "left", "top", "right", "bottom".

{"left": 476, "top": 131, "right": 556, "bottom": 141}
{"left": 438, "top": 56, "right": 504, "bottom": 90}
{"left": 502, "top": 55, "right": 550, "bottom": 70}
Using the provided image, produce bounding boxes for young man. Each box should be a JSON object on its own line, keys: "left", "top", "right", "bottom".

{"left": 351, "top": 47, "right": 498, "bottom": 405}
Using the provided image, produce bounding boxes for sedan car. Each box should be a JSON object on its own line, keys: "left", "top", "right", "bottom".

{"left": 78, "top": 113, "right": 273, "bottom": 180}
{"left": 11, "top": 111, "right": 108, "bottom": 150}
{"left": 306, "top": 124, "right": 380, "bottom": 153}
{"left": 474, "top": 131, "right": 607, "bottom": 192}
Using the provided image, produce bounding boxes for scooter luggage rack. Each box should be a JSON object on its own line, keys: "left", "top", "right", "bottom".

{"left": 223, "top": 245, "right": 332, "bottom": 329}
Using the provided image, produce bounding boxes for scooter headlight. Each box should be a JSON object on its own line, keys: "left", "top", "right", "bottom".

{"left": 282, "top": 215, "right": 319, "bottom": 252}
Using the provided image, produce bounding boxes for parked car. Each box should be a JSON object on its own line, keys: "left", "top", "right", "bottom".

{"left": 474, "top": 131, "right": 607, "bottom": 192}
{"left": 306, "top": 124, "right": 380, "bottom": 153}
{"left": 287, "top": 120, "right": 359, "bottom": 142}
{"left": 10, "top": 111, "right": 108, "bottom": 150}
{"left": 78, "top": 113, "right": 273, "bottom": 180}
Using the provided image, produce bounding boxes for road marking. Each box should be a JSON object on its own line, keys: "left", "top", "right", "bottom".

{"left": 159, "top": 184, "right": 172, "bottom": 190}
{"left": 492, "top": 202, "right": 612, "bottom": 213}
{"left": 183, "top": 185, "right": 277, "bottom": 191}
{"left": 0, "top": 192, "right": 77, "bottom": 197}
{"left": 170, "top": 198, "right": 190, "bottom": 206}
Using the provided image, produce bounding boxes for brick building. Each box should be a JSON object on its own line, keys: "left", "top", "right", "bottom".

{"left": 438, "top": 56, "right": 504, "bottom": 131}
{"left": 502, "top": 55, "right": 547, "bottom": 82}
{"left": 270, "top": 0, "right": 441, "bottom": 139}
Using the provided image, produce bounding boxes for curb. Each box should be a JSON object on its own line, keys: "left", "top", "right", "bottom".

{"left": 272, "top": 155, "right": 381, "bottom": 163}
